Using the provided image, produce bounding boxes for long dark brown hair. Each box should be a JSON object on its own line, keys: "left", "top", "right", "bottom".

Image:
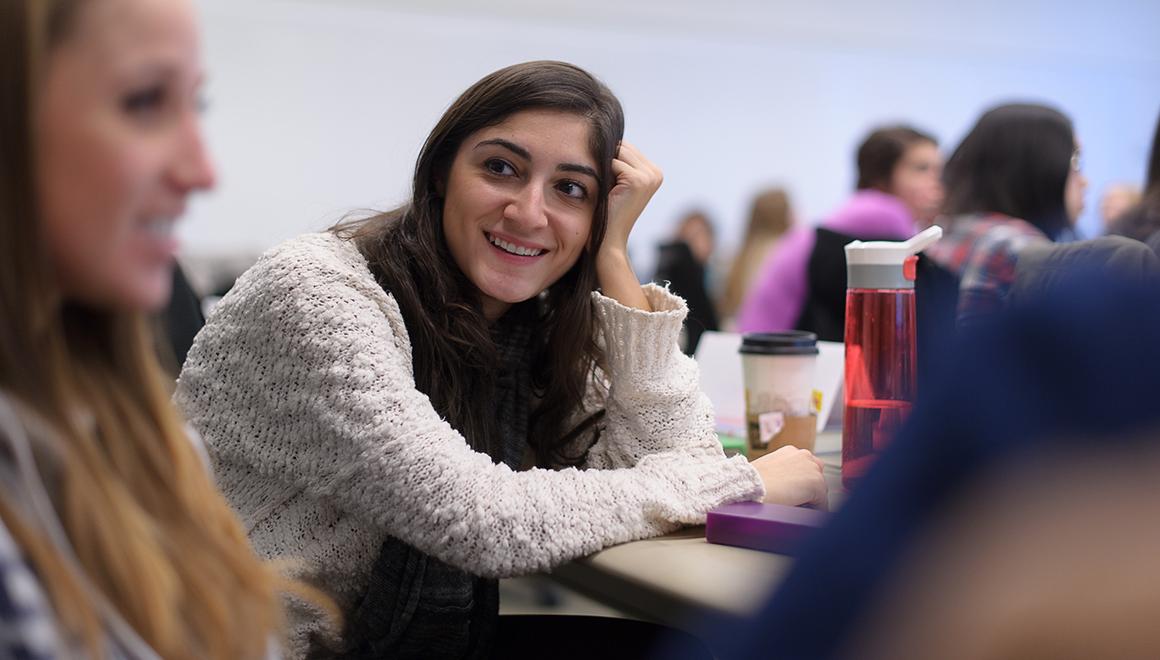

{"left": 336, "top": 61, "right": 624, "bottom": 466}
{"left": 942, "top": 103, "right": 1076, "bottom": 240}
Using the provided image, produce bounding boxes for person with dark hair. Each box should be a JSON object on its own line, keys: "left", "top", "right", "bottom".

{"left": 1108, "top": 108, "right": 1160, "bottom": 253}
{"left": 175, "top": 61, "right": 827, "bottom": 658}
{"left": 926, "top": 103, "right": 1088, "bottom": 326}
{"left": 1099, "top": 182, "right": 1142, "bottom": 232}
{"left": 854, "top": 126, "right": 945, "bottom": 227}
{"left": 653, "top": 210, "right": 720, "bottom": 354}
{"left": 737, "top": 125, "right": 943, "bottom": 335}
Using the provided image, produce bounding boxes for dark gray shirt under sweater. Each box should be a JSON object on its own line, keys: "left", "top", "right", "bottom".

{"left": 335, "top": 310, "right": 535, "bottom": 659}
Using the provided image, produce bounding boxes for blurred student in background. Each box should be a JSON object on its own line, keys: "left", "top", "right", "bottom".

{"left": 1108, "top": 108, "right": 1160, "bottom": 254}
{"left": 737, "top": 125, "right": 943, "bottom": 338}
{"left": 717, "top": 188, "right": 795, "bottom": 327}
{"left": 1099, "top": 182, "right": 1141, "bottom": 232}
{"left": 0, "top": 0, "right": 325, "bottom": 657}
{"left": 653, "top": 209, "right": 720, "bottom": 354}
{"left": 925, "top": 103, "right": 1088, "bottom": 326}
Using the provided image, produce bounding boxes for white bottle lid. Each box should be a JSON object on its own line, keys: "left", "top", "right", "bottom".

{"left": 844, "top": 226, "right": 943, "bottom": 265}
{"left": 844, "top": 226, "right": 943, "bottom": 290}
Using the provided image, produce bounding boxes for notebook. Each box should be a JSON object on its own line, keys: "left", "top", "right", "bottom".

{"left": 706, "top": 501, "right": 828, "bottom": 554}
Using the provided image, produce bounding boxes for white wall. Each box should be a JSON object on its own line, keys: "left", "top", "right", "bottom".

{"left": 186, "top": 0, "right": 1160, "bottom": 279}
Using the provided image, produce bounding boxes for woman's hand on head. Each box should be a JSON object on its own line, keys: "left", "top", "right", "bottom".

{"left": 594, "top": 142, "right": 662, "bottom": 311}
{"left": 751, "top": 446, "right": 829, "bottom": 509}
{"left": 603, "top": 141, "right": 663, "bottom": 259}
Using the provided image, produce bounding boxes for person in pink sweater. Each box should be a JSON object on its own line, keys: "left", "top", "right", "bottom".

{"left": 737, "top": 126, "right": 943, "bottom": 332}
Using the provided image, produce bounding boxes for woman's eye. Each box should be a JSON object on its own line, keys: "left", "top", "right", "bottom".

{"left": 485, "top": 159, "right": 515, "bottom": 176}
{"left": 122, "top": 86, "right": 167, "bottom": 115}
{"left": 557, "top": 180, "right": 588, "bottom": 200}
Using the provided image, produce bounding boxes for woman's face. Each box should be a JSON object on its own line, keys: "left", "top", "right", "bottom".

{"left": 678, "top": 214, "right": 714, "bottom": 264}
{"left": 442, "top": 109, "right": 599, "bottom": 321}
{"left": 35, "top": 0, "right": 214, "bottom": 311}
{"left": 890, "top": 141, "right": 944, "bottom": 225}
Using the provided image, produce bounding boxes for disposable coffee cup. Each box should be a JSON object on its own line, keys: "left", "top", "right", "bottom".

{"left": 739, "top": 332, "right": 819, "bottom": 457}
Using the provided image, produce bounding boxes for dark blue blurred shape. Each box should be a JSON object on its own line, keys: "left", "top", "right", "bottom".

{"left": 663, "top": 262, "right": 1160, "bottom": 660}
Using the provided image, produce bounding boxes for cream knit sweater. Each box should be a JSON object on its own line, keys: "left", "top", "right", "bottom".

{"left": 175, "top": 232, "right": 764, "bottom": 657}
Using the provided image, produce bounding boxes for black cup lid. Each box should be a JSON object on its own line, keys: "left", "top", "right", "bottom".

{"left": 739, "top": 331, "right": 819, "bottom": 356}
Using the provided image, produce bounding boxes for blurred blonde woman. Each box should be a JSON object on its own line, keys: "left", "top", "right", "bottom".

{"left": 0, "top": 0, "right": 325, "bottom": 657}
{"left": 718, "top": 188, "right": 794, "bottom": 323}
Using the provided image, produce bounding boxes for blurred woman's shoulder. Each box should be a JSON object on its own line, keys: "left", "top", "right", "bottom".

{"left": 0, "top": 478, "right": 63, "bottom": 659}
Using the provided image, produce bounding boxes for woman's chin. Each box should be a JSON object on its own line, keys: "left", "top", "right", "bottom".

{"left": 480, "top": 284, "right": 542, "bottom": 306}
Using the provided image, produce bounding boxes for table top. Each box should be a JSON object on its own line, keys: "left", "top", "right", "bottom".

{"left": 548, "top": 433, "right": 843, "bottom": 625}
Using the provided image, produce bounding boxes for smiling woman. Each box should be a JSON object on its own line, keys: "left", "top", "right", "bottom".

{"left": 34, "top": 0, "right": 216, "bottom": 309}
{"left": 442, "top": 110, "right": 599, "bottom": 320}
{"left": 175, "top": 60, "right": 829, "bottom": 658}
{"left": 0, "top": 0, "right": 325, "bottom": 658}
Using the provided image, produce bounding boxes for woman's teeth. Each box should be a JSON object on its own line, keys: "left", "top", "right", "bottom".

{"left": 489, "top": 234, "right": 544, "bottom": 257}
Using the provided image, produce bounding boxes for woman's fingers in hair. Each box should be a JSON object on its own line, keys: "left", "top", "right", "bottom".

{"left": 614, "top": 141, "right": 663, "bottom": 188}
{"left": 605, "top": 143, "right": 663, "bottom": 253}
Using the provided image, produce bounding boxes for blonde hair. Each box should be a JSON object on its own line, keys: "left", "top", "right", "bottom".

{"left": 0, "top": 1, "right": 330, "bottom": 657}
{"left": 719, "top": 188, "right": 794, "bottom": 319}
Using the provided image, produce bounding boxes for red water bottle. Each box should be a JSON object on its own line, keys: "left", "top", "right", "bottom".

{"left": 841, "top": 227, "right": 942, "bottom": 490}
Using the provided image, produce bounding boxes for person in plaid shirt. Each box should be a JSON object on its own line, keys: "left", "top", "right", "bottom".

{"left": 926, "top": 103, "right": 1087, "bottom": 326}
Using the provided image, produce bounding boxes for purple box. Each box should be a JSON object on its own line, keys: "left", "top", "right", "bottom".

{"left": 705, "top": 502, "right": 828, "bottom": 555}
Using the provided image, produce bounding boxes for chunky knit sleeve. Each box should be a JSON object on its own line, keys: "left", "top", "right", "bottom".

{"left": 176, "top": 234, "right": 763, "bottom": 579}
{"left": 581, "top": 284, "right": 758, "bottom": 476}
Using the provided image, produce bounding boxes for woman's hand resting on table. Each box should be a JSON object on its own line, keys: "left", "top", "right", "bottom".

{"left": 751, "top": 446, "right": 829, "bottom": 509}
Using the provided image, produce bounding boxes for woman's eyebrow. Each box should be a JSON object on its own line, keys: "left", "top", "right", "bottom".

{"left": 475, "top": 138, "right": 598, "bottom": 180}
{"left": 475, "top": 138, "right": 530, "bottom": 160}
{"left": 559, "top": 163, "right": 598, "bottom": 181}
